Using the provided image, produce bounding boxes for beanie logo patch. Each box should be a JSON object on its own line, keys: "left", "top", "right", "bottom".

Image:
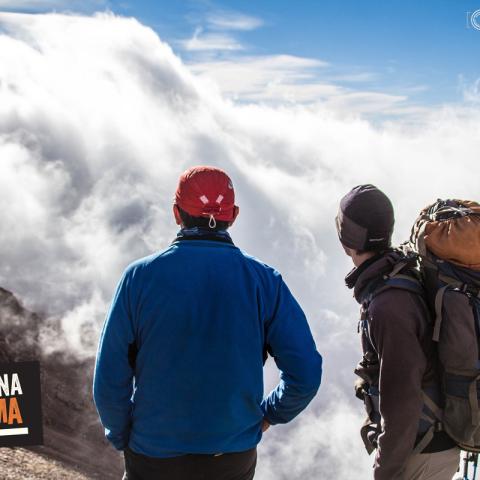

{"left": 199, "top": 195, "right": 209, "bottom": 204}
{"left": 216, "top": 194, "right": 224, "bottom": 204}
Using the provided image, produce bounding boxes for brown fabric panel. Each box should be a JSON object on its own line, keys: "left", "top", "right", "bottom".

{"left": 423, "top": 201, "right": 480, "bottom": 270}
{"left": 438, "top": 290, "right": 479, "bottom": 373}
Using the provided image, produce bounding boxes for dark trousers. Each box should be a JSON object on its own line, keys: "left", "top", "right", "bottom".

{"left": 123, "top": 447, "right": 257, "bottom": 480}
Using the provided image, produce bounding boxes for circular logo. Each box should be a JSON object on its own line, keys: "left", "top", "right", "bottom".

{"left": 471, "top": 9, "right": 480, "bottom": 30}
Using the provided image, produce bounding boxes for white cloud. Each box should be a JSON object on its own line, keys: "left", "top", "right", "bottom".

{"left": 0, "top": 0, "right": 61, "bottom": 5}
{"left": 189, "top": 55, "right": 413, "bottom": 114}
{"left": 324, "top": 90, "right": 407, "bottom": 114}
{"left": 179, "top": 9, "right": 263, "bottom": 52}
{"left": 178, "top": 11, "right": 263, "bottom": 54}
{"left": 257, "top": 391, "right": 373, "bottom": 479}
{"left": 0, "top": 11, "right": 479, "bottom": 479}
{"left": 181, "top": 26, "right": 244, "bottom": 51}
{"left": 0, "top": 0, "right": 105, "bottom": 9}
{"left": 328, "top": 71, "right": 378, "bottom": 83}
{"left": 189, "top": 54, "right": 334, "bottom": 103}
{"left": 206, "top": 12, "right": 263, "bottom": 31}
{"left": 461, "top": 76, "right": 480, "bottom": 103}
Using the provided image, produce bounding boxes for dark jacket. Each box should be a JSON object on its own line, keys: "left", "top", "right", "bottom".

{"left": 346, "top": 250, "right": 455, "bottom": 480}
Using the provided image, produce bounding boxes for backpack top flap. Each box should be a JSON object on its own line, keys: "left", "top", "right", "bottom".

{"left": 411, "top": 199, "right": 480, "bottom": 271}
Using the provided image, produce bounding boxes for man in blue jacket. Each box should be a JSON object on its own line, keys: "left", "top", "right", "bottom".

{"left": 93, "top": 165, "right": 322, "bottom": 480}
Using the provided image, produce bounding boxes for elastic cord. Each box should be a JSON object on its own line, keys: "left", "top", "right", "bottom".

{"left": 208, "top": 214, "right": 217, "bottom": 229}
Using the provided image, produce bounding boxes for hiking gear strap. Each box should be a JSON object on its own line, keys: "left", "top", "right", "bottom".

{"left": 423, "top": 391, "right": 444, "bottom": 420}
{"left": 470, "top": 374, "right": 480, "bottom": 427}
{"left": 433, "top": 285, "right": 449, "bottom": 342}
{"left": 413, "top": 426, "right": 435, "bottom": 455}
{"left": 412, "top": 391, "right": 444, "bottom": 455}
{"left": 386, "top": 261, "right": 409, "bottom": 279}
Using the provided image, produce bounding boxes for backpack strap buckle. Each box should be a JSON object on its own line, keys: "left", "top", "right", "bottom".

{"left": 434, "top": 420, "right": 443, "bottom": 432}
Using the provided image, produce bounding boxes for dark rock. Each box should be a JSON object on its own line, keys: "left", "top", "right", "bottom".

{"left": 0, "top": 287, "right": 123, "bottom": 479}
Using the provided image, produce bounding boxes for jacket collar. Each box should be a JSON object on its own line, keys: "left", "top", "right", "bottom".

{"left": 345, "top": 249, "right": 410, "bottom": 303}
{"left": 172, "top": 227, "right": 234, "bottom": 245}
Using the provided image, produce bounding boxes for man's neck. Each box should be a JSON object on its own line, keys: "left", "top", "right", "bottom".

{"left": 352, "top": 251, "right": 376, "bottom": 268}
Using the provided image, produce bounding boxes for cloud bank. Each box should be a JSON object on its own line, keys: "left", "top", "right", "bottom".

{"left": 0, "top": 11, "right": 479, "bottom": 479}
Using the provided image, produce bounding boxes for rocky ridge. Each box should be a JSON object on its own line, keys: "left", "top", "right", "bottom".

{"left": 0, "top": 287, "right": 123, "bottom": 479}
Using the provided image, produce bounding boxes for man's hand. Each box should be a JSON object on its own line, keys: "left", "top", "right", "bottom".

{"left": 262, "top": 419, "right": 271, "bottom": 432}
{"left": 354, "top": 377, "right": 367, "bottom": 401}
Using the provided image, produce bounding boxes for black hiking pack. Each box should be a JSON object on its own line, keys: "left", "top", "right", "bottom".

{"left": 410, "top": 199, "right": 480, "bottom": 453}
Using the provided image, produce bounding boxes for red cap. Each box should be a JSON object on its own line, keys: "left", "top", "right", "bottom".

{"left": 174, "top": 166, "right": 238, "bottom": 223}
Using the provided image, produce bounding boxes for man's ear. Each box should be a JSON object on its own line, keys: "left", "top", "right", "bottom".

{"left": 229, "top": 205, "right": 240, "bottom": 227}
{"left": 173, "top": 204, "right": 183, "bottom": 226}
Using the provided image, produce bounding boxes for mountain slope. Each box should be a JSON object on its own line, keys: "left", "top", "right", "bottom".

{"left": 0, "top": 447, "right": 91, "bottom": 480}
{"left": 0, "top": 288, "right": 123, "bottom": 479}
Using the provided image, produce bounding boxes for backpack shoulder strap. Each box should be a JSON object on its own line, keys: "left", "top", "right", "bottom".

{"left": 368, "top": 270, "right": 425, "bottom": 304}
{"left": 360, "top": 268, "right": 429, "bottom": 352}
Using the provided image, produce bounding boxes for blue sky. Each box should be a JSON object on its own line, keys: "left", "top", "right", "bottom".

{"left": 1, "top": 0, "right": 479, "bottom": 113}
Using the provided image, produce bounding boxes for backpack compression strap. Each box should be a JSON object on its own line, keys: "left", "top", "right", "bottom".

{"left": 432, "top": 273, "right": 480, "bottom": 342}
{"left": 412, "top": 391, "right": 444, "bottom": 454}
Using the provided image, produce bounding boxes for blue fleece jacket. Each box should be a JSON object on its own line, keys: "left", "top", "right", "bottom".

{"left": 93, "top": 233, "right": 322, "bottom": 457}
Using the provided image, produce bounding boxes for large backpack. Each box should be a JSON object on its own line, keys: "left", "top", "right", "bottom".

{"left": 410, "top": 199, "right": 480, "bottom": 452}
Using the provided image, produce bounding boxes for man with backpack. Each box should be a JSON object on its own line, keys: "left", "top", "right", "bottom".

{"left": 335, "top": 184, "right": 459, "bottom": 480}
{"left": 93, "top": 165, "right": 323, "bottom": 480}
